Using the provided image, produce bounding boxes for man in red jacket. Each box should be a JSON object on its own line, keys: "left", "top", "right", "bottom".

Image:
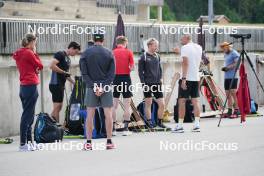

{"left": 13, "top": 33, "right": 43, "bottom": 151}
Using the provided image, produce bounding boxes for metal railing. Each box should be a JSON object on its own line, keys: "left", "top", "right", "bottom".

{"left": 1, "top": 18, "right": 264, "bottom": 54}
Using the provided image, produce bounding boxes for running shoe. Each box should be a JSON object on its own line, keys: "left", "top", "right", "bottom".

{"left": 19, "top": 144, "right": 35, "bottom": 152}
{"left": 106, "top": 143, "right": 115, "bottom": 150}
{"left": 192, "top": 125, "right": 201, "bottom": 132}
{"left": 172, "top": 126, "right": 184, "bottom": 133}
{"left": 83, "top": 142, "right": 92, "bottom": 151}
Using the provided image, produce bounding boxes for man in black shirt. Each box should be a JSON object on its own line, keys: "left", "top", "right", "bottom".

{"left": 138, "top": 38, "right": 169, "bottom": 129}
{"left": 49, "top": 42, "right": 81, "bottom": 123}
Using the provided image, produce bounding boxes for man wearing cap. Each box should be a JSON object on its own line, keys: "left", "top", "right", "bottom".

{"left": 220, "top": 42, "right": 240, "bottom": 118}
{"left": 80, "top": 33, "right": 116, "bottom": 150}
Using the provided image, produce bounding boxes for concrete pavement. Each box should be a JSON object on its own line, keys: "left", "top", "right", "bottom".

{"left": 0, "top": 109, "right": 264, "bottom": 176}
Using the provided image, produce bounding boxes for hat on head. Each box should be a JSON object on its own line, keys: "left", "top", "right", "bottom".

{"left": 220, "top": 42, "right": 232, "bottom": 49}
{"left": 93, "top": 33, "right": 104, "bottom": 41}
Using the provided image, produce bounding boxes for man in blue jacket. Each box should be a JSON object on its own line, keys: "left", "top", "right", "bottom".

{"left": 80, "top": 33, "right": 115, "bottom": 150}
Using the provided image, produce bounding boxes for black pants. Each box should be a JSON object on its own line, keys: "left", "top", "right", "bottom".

{"left": 19, "top": 85, "right": 39, "bottom": 146}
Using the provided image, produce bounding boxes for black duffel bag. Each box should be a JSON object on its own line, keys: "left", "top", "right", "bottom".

{"left": 34, "top": 113, "right": 64, "bottom": 143}
{"left": 174, "top": 99, "right": 194, "bottom": 123}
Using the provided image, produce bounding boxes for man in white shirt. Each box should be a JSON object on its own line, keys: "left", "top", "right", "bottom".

{"left": 173, "top": 34, "right": 202, "bottom": 133}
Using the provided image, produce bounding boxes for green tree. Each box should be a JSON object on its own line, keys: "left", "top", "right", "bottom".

{"left": 163, "top": 0, "right": 264, "bottom": 23}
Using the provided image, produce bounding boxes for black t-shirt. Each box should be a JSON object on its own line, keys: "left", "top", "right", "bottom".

{"left": 49, "top": 51, "right": 71, "bottom": 86}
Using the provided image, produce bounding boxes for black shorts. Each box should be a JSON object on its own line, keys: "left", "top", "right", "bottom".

{"left": 143, "top": 83, "right": 164, "bottom": 99}
{"left": 178, "top": 80, "right": 199, "bottom": 99}
{"left": 113, "top": 75, "right": 133, "bottom": 98}
{"left": 49, "top": 84, "right": 64, "bottom": 103}
{"left": 224, "top": 78, "right": 238, "bottom": 90}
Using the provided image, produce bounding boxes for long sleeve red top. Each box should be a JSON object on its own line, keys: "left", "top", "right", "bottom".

{"left": 13, "top": 48, "right": 43, "bottom": 85}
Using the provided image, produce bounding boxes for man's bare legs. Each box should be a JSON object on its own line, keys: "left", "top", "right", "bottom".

{"left": 230, "top": 89, "right": 239, "bottom": 116}
{"left": 225, "top": 90, "right": 233, "bottom": 110}
{"left": 145, "top": 97, "right": 152, "bottom": 121}
{"left": 112, "top": 98, "right": 119, "bottom": 135}
{"left": 104, "top": 107, "right": 113, "bottom": 139}
{"left": 175, "top": 98, "right": 186, "bottom": 132}
{"left": 156, "top": 98, "right": 165, "bottom": 120}
{"left": 112, "top": 98, "right": 119, "bottom": 123}
{"left": 84, "top": 106, "right": 114, "bottom": 150}
{"left": 51, "top": 102, "right": 63, "bottom": 123}
{"left": 230, "top": 89, "right": 238, "bottom": 109}
{"left": 191, "top": 98, "right": 201, "bottom": 131}
{"left": 85, "top": 107, "right": 96, "bottom": 141}
{"left": 144, "top": 97, "right": 155, "bottom": 128}
{"left": 123, "top": 98, "right": 131, "bottom": 121}
{"left": 155, "top": 98, "right": 169, "bottom": 129}
{"left": 178, "top": 98, "right": 186, "bottom": 123}
{"left": 192, "top": 98, "right": 200, "bottom": 118}
{"left": 83, "top": 107, "right": 95, "bottom": 150}
{"left": 144, "top": 97, "right": 169, "bottom": 129}
{"left": 122, "top": 98, "right": 132, "bottom": 135}
{"left": 112, "top": 98, "right": 132, "bottom": 135}
{"left": 112, "top": 98, "right": 131, "bottom": 121}
{"left": 174, "top": 98, "right": 200, "bottom": 132}
{"left": 225, "top": 89, "right": 239, "bottom": 116}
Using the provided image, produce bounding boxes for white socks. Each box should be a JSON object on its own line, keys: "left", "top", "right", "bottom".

{"left": 177, "top": 117, "right": 200, "bottom": 129}
{"left": 194, "top": 117, "right": 200, "bottom": 127}
{"left": 177, "top": 118, "right": 184, "bottom": 128}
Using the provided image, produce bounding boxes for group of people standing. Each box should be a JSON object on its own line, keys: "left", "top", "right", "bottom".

{"left": 80, "top": 34, "right": 179, "bottom": 150}
{"left": 13, "top": 32, "right": 239, "bottom": 151}
{"left": 72, "top": 33, "right": 203, "bottom": 150}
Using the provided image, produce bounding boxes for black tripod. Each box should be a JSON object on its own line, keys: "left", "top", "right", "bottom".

{"left": 218, "top": 34, "right": 264, "bottom": 127}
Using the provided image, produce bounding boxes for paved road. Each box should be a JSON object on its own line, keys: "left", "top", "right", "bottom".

{"left": 0, "top": 109, "right": 264, "bottom": 176}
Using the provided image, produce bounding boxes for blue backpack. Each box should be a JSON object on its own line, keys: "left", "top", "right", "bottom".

{"left": 34, "top": 113, "right": 64, "bottom": 143}
{"left": 83, "top": 107, "right": 106, "bottom": 139}
{"left": 250, "top": 99, "right": 258, "bottom": 114}
{"left": 137, "top": 100, "right": 159, "bottom": 126}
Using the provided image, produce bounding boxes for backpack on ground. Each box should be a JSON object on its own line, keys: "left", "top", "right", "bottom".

{"left": 250, "top": 99, "right": 258, "bottom": 114}
{"left": 174, "top": 99, "right": 194, "bottom": 123}
{"left": 34, "top": 113, "right": 64, "bottom": 143}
